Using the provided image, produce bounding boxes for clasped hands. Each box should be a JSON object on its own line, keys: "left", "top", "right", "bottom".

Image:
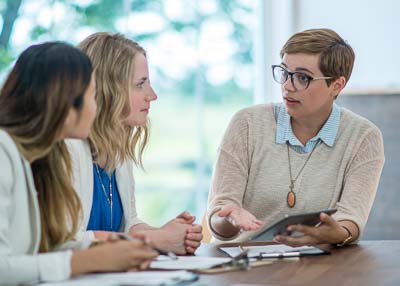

{"left": 130, "top": 211, "right": 203, "bottom": 255}
{"left": 215, "top": 204, "right": 349, "bottom": 247}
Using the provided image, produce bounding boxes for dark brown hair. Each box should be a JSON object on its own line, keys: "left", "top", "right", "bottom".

{"left": 0, "top": 42, "right": 92, "bottom": 251}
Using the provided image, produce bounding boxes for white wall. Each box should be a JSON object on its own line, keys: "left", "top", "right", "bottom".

{"left": 295, "top": 0, "right": 400, "bottom": 90}
{"left": 259, "top": 0, "right": 400, "bottom": 102}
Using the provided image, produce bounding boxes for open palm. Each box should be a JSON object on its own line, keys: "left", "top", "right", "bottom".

{"left": 217, "top": 205, "right": 263, "bottom": 231}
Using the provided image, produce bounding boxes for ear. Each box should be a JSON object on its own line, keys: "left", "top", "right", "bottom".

{"left": 59, "top": 108, "right": 78, "bottom": 140}
{"left": 330, "top": 76, "right": 347, "bottom": 98}
{"left": 64, "top": 108, "right": 77, "bottom": 127}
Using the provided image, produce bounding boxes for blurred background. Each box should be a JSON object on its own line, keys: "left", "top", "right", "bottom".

{"left": 1, "top": 0, "right": 399, "bottom": 238}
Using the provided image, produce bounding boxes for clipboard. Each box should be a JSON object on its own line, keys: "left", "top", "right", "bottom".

{"left": 150, "top": 252, "right": 273, "bottom": 274}
{"left": 195, "top": 259, "right": 274, "bottom": 274}
{"left": 218, "top": 241, "right": 331, "bottom": 260}
{"left": 195, "top": 241, "right": 328, "bottom": 274}
{"left": 194, "top": 248, "right": 274, "bottom": 274}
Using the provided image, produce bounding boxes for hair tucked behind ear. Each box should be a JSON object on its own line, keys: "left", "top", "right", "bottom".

{"left": 0, "top": 42, "right": 92, "bottom": 251}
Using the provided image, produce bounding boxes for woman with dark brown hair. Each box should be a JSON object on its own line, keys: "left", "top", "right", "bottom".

{"left": 0, "top": 42, "right": 157, "bottom": 285}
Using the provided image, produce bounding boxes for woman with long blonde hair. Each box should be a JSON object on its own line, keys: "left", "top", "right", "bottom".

{"left": 67, "top": 32, "right": 202, "bottom": 254}
{"left": 0, "top": 42, "right": 157, "bottom": 285}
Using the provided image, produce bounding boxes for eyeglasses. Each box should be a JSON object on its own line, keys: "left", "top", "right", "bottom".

{"left": 272, "top": 65, "right": 332, "bottom": 91}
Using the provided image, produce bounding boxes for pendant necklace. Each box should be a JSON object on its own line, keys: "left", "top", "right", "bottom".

{"left": 286, "top": 141, "right": 319, "bottom": 208}
{"left": 94, "top": 163, "right": 113, "bottom": 230}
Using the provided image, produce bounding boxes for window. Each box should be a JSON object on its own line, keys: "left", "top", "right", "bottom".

{"left": 0, "top": 0, "right": 259, "bottom": 226}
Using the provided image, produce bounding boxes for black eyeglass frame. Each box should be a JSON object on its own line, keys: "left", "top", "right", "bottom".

{"left": 271, "top": 65, "right": 332, "bottom": 90}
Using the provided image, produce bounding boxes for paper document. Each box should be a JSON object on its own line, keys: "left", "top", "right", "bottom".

{"left": 39, "top": 270, "right": 197, "bottom": 286}
{"left": 150, "top": 255, "right": 232, "bottom": 270}
{"left": 220, "top": 245, "right": 322, "bottom": 258}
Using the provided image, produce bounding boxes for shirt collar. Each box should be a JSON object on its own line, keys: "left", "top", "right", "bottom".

{"left": 276, "top": 103, "right": 341, "bottom": 147}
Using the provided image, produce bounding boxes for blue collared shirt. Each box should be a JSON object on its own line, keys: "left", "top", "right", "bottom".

{"left": 275, "top": 103, "right": 342, "bottom": 153}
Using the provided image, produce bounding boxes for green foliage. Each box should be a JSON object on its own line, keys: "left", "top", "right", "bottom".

{"left": 0, "top": 0, "right": 256, "bottom": 225}
{"left": 134, "top": 32, "right": 159, "bottom": 42}
{"left": 159, "top": 74, "right": 252, "bottom": 104}
{"left": 168, "top": 21, "right": 188, "bottom": 32}
{"left": 132, "top": 0, "right": 162, "bottom": 12}
{"left": 30, "top": 25, "right": 48, "bottom": 40}
{"left": 76, "top": 0, "right": 124, "bottom": 30}
{"left": 204, "top": 79, "right": 253, "bottom": 104}
{"left": 0, "top": 48, "right": 13, "bottom": 72}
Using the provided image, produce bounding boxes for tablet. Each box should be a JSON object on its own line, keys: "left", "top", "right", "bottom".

{"left": 249, "top": 209, "right": 337, "bottom": 242}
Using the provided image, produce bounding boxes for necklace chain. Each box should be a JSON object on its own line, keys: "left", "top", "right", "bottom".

{"left": 287, "top": 141, "right": 319, "bottom": 207}
{"left": 94, "top": 163, "right": 113, "bottom": 230}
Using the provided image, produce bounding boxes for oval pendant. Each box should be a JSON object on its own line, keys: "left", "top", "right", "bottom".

{"left": 287, "top": 191, "right": 296, "bottom": 208}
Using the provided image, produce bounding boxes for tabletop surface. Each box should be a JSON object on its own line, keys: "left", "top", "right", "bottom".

{"left": 192, "top": 240, "right": 400, "bottom": 286}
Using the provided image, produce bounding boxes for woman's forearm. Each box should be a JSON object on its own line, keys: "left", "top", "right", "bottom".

{"left": 129, "top": 223, "right": 156, "bottom": 232}
{"left": 209, "top": 213, "right": 240, "bottom": 240}
{"left": 70, "top": 249, "right": 100, "bottom": 276}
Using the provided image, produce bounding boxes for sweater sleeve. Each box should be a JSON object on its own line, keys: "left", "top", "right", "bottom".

{"left": 124, "top": 162, "right": 144, "bottom": 231}
{"left": 207, "top": 109, "right": 252, "bottom": 238}
{"left": 65, "top": 139, "right": 96, "bottom": 245}
{"left": 333, "top": 126, "right": 385, "bottom": 237}
{"left": 0, "top": 251, "right": 72, "bottom": 285}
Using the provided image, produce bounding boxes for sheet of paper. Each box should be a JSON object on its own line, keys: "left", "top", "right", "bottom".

{"left": 150, "top": 255, "right": 232, "bottom": 270}
{"left": 39, "top": 270, "right": 197, "bottom": 286}
{"left": 220, "top": 245, "right": 317, "bottom": 257}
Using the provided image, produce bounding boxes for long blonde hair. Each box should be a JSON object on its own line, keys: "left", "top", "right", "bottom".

{"left": 0, "top": 42, "right": 93, "bottom": 252}
{"left": 78, "top": 32, "right": 149, "bottom": 172}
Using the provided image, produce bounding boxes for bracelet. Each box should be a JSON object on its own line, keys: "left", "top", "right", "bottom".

{"left": 336, "top": 225, "right": 353, "bottom": 247}
{"left": 208, "top": 208, "right": 240, "bottom": 241}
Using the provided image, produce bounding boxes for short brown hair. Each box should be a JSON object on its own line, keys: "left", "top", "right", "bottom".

{"left": 280, "top": 28, "right": 355, "bottom": 86}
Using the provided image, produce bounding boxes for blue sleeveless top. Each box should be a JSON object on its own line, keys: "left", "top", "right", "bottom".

{"left": 87, "top": 164, "right": 123, "bottom": 232}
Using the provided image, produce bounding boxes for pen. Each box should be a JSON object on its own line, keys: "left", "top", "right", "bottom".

{"left": 259, "top": 251, "right": 300, "bottom": 258}
{"left": 118, "top": 233, "right": 178, "bottom": 260}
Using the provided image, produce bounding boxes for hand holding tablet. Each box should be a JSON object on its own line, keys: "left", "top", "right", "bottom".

{"left": 249, "top": 209, "right": 337, "bottom": 242}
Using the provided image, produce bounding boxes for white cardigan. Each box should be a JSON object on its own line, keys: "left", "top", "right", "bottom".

{"left": 66, "top": 139, "right": 143, "bottom": 243}
{"left": 0, "top": 130, "right": 72, "bottom": 285}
